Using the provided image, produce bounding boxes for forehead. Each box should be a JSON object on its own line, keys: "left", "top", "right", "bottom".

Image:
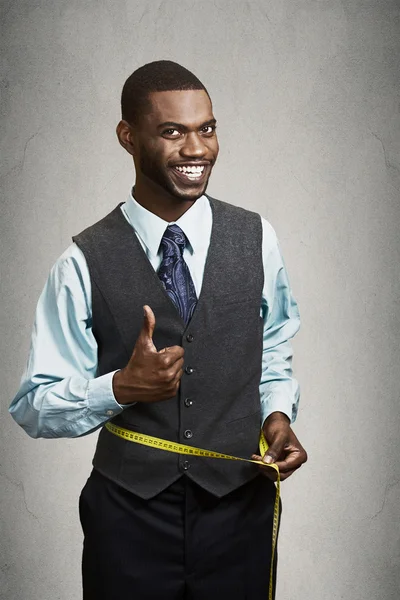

{"left": 144, "top": 89, "right": 214, "bottom": 127}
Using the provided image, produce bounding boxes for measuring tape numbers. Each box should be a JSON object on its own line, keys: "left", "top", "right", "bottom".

{"left": 105, "top": 421, "right": 280, "bottom": 600}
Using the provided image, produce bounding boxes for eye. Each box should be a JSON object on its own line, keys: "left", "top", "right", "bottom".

{"left": 162, "top": 128, "right": 181, "bottom": 138}
{"left": 200, "top": 125, "right": 216, "bottom": 136}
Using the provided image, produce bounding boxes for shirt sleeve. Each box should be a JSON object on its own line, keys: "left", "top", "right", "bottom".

{"left": 259, "top": 217, "right": 301, "bottom": 425}
{"left": 8, "top": 243, "right": 127, "bottom": 439}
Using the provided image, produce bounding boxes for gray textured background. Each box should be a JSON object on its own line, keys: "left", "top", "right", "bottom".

{"left": 1, "top": 1, "right": 400, "bottom": 599}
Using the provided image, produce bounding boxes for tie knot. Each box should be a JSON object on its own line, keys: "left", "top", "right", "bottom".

{"left": 160, "top": 224, "right": 187, "bottom": 257}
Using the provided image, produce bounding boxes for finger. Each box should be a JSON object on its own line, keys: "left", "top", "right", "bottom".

{"left": 171, "top": 357, "right": 184, "bottom": 373}
{"left": 251, "top": 454, "right": 262, "bottom": 461}
{"left": 141, "top": 305, "right": 157, "bottom": 351}
{"left": 262, "top": 433, "right": 288, "bottom": 465}
{"left": 164, "top": 368, "right": 184, "bottom": 398}
{"left": 158, "top": 346, "right": 185, "bottom": 363}
{"left": 169, "top": 369, "right": 184, "bottom": 393}
{"left": 163, "top": 360, "right": 185, "bottom": 384}
{"left": 157, "top": 356, "right": 185, "bottom": 377}
{"left": 252, "top": 453, "right": 278, "bottom": 465}
{"left": 251, "top": 455, "right": 278, "bottom": 481}
{"left": 275, "top": 457, "right": 301, "bottom": 473}
{"left": 172, "top": 368, "right": 184, "bottom": 383}
{"left": 274, "top": 445, "right": 307, "bottom": 473}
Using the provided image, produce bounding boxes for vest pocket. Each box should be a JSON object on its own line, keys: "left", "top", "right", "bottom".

{"left": 212, "top": 291, "right": 261, "bottom": 308}
{"left": 221, "top": 410, "right": 261, "bottom": 454}
{"left": 225, "top": 409, "right": 261, "bottom": 426}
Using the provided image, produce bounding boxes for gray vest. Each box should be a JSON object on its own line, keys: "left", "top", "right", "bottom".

{"left": 73, "top": 196, "right": 264, "bottom": 499}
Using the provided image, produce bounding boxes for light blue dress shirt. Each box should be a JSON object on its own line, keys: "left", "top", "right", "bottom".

{"left": 9, "top": 192, "right": 301, "bottom": 439}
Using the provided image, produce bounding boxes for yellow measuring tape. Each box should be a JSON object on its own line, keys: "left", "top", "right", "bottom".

{"left": 105, "top": 421, "right": 280, "bottom": 600}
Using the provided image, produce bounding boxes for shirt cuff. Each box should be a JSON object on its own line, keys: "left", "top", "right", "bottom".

{"left": 87, "top": 370, "right": 136, "bottom": 418}
{"left": 260, "top": 393, "right": 296, "bottom": 426}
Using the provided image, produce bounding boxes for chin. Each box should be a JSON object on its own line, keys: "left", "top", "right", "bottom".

{"left": 174, "top": 190, "right": 204, "bottom": 202}
{"left": 169, "top": 181, "right": 209, "bottom": 203}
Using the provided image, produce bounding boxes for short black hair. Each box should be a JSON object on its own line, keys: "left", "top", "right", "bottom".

{"left": 121, "top": 60, "right": 209, "bottom": 125}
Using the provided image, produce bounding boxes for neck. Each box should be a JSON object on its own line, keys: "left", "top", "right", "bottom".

{"left": 134, "top": 178, "right": 195, "bottom": 222}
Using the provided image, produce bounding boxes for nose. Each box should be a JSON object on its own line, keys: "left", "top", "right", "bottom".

{"left": 180, "top": 132, "right": 207, "bottom": 158}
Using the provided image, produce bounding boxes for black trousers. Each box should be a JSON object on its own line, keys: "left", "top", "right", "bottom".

{"left": 79, "top": 469, "right": 279, "bottom": 599}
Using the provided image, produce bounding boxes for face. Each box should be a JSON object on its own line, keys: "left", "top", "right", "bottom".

{"left": 129, "top": 89, "right": 219, "bottom": 202}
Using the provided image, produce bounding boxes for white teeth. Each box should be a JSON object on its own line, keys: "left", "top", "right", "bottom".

{"left": 175, "top": 165, "right": 205, "bottom": 175}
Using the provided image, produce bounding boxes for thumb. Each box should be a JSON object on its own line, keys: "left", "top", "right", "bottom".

{"left": 263, "top": 433, "right": 286, "bottom": 465}
{"left": 140, "top": 305, "right": 157, "bottom": 351}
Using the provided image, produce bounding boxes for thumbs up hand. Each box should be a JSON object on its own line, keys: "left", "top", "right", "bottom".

{"left": 112, "top": 305, "right": 185, "bottom": 405}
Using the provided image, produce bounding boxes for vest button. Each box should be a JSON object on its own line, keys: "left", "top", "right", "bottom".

{"left": 184, "top": 398, "right": 193, "bottom": 407}
{"left": 184, "top": 429, "right": 193, "bottom": 439}
{"left": 182, "top": 460, "right": 190, "bottom": 470}
{"left": 185, "top": 366, "right": 194, "bottom": 375}
{"left": 186, "top": 333, "right": 194, "bottom": 343}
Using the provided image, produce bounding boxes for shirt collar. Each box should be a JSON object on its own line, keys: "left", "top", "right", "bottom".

{"left": 122, "top": 188, "right": 211, "bottom": 258}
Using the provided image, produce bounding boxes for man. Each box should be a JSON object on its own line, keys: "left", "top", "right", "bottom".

{"left": 10, "top": 60, "right": 307, "bottom": 599}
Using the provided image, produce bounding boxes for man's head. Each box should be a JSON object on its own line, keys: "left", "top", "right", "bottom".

{"left": 117, "top": 60, "right": 219, "bottom": 205}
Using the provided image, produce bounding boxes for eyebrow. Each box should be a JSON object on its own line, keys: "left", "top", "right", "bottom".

{"left": 157, "top": 118, "right": 217, "bottom": 132}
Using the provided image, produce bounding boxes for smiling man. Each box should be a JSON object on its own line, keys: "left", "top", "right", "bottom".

{"left": 10, "top": 60, "right": 307, "bottom": 599}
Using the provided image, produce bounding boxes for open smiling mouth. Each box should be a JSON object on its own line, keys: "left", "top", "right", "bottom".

{"left": 172, "top": 164, "right": 208, "bottom": 183}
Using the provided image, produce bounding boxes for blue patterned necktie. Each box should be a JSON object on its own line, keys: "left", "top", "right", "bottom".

{"left": 158, "top": 224, "right": 198, "bottom": 324}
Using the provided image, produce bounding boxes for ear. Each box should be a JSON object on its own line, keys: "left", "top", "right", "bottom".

{"left": 116, "top": 120, "right": 136, "bottom": 156}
